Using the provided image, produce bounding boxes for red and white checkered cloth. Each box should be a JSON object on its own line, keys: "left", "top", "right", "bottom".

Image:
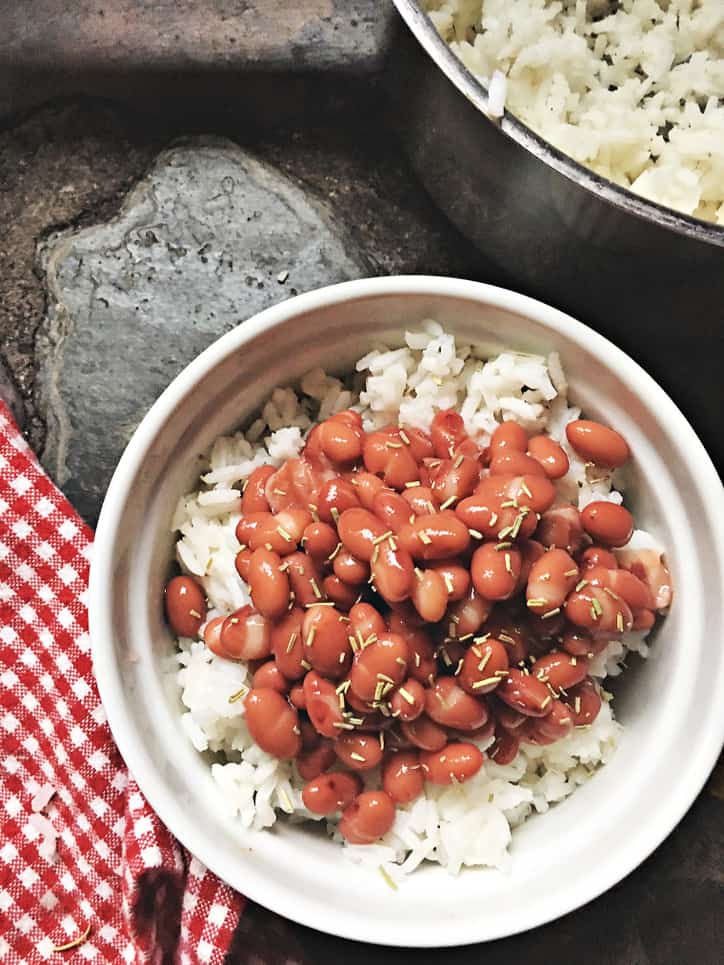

{"left": 0, "top": 402, "right": 245, "bottom": 963}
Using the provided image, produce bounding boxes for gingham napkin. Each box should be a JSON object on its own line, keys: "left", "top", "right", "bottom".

{"left": 0, "top": 402, "right": 244, "bottom": 963}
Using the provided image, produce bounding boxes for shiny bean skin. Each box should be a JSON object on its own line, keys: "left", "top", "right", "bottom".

{"left": 431, "top": 410, "right": 468, "bottom": 459}
{"left": 265, "top": 457, "right": 324, "bottom": 513}
{"left": 333, "top": 548, "right": 370, "bottom": 585}
{"left": 289, "top": 684, "right": 307, "bottom": 710}
{"left": 565, "top": 585, "right": 633, "bottom": 634}
{"left": 563, "top": 678, "right": 602, "bottom": 726}
{"left": 534, "top": 699, "right": 574, "bottom": 742}
{"left": 302, "top": 521, "right": 339, "bottom": 561}
{"left": 295, "top": 742, "right": 336, "bottom": 781}
{"left": 403, "top": 427, "right": 435, "bottom": 462}
{"left": 303, "top": 672, "right": 345, "bottom": 737}
{"left": 437, "top": 640, "right": 465, "bottom": 672}
{"left": 471, "top": 543, "right": 521, "bottom": 601}
{"left": 537, "top": 503, "right": 585, "bottom": 554}
{"left": 402, "top": 485, "right": 439, "bottom": 517}
{"left": 561, "top": 629, "right": 609, "bottom": 658}
{"left": 482, "top": 612, "right": 531, "bottom": 664}
{"left": 351, "top": 472, "right": 385, "bottom": 510}
{"left": 349, "top": 633, "right": 409, "bottom": 701}
{"left": 284, "top": 551, "right": 325, "bottom": 607}
{"left": 362, "top": 430, "right": 397, "bottom": 475}
{"left": 516, "top": 539, "right": 547, "bottom": 592}
{"left": 331, "top": 409, "right": 363, "bottom": 430}
{"left": 496, "top": 668, "right": 552, "bottom": 717}
{"left": 371, "top": 540, "right": 415, "bottom": 604}
{"left": 490, "top": 450, "right": 546, "bottom": 477}
{"left": 319, "top": 418, "right": 364, "bottom": 464}
{"left": 632, "top": 608, "right": 656, "bottom": 630}
{"left": 252, "top": 660, "right": 290, "bottom": 693}
{"left": 383, "top": 444, "right": 420, "bottom": 490}
{"left": 400, "top": 715, "right": 448, "bottom": 751}
{"left": 431, "top": 455, "right": 480, "bottom": 504}
{"left": 322, "top": 575, "right": 360, "bottom": 610}
{"left": 488, "top": 728, "right": 520, "bottom": 765}
{"left": 303, "top": 771, "right": 363, "bottom": 814}
{"left": 579, "top": 545, "right": 619, "bottom": 571}
{"left": 526, "top": 548, "right": 579, "bottom": 613}
{"left": 447, "top": 585, "right": 493, "bottom": 636}
{"left": 490, "top": 421, "right": 528, "bottom": 453}
{"left": 428, "top": 561, "right": 470, "bottom": 601}
{"left": 165, "top": 575, "right": 206, "bottom": 638}
{"left": 339, "top": 790, "right": 396, "bottom": 845}
{"left": 616, "top": 548, "right": 673, "bottom": 610}
{"left": 398, "top": 511, "right": 471, "bottom": 561}
{"left": 235, "top": 547, "right": 253, "bottom": 582}
{"left": 382, "top": 751, "right": 425, "bottom": 804}
{"left": 302, "top": 605, "right": 352, "bottom": 678}
{"left": 410, "top": 569, "right": 448, "bottom": 623}
{"left": 334, "top": 732, "right": 384, "bottom": 772}
{"left": 247, "top": 548, "right": 290, "bottom": 619}
{"left": 270, "top": 607, "right": 306, "bottom": 679}
{"left": 505, "top": 474, "right": 556, "bottom": 514}
{"left": 455, "top": 494, "right": 537, "bottom": 542}
{"left": 586, "top": 566, "right": 654, "bottom": 610}
{"left": 299, "top": 719, "right": 319, "bottom": 748}
{"left": 566, "top": 419, "right": 630, "bottom": 469}
{"left": 389, "top": 679, "right": 426, "bottom": 722}
{"left": 425, "top": 677, "right": 488, "bottom": 731}
{"left": 420, "top": 742, "right": 484, "bottom": 785}
{"left": 337, "top": 507, "right": 386, "bottom": 561}
{"left": 220, "top": 606, "right": 271, "bottom": 660}
{"left": 203, "top": 616, "right": 227, "bottom": 658}
{"left": 526, "top": 435, "right": 570, "bottom": 479}
{"left": 242, "top": 464, "right": 276, "bottom": 514}
{"left": 493, "top": 700, "right": 528, "bottom": 733}
{"left": 318, "top": 478, "right": 360, "bottom": 525}
{"left": 348, "top": 602, "right": 386, "bottom": 644}
{"left": 374, "top": 490, "right": 415, "bottom": 534}
{"left": 532, "top": 650, "right": 588, "bottom": 691}
{"left": 388, "top": 621, "right": 437, "bottom": 685}
{"left": 580, "top": 501, "right": 634, "bottom": 547}
{"left": 244, "top": 688, "right": 301, "bottom": 759}
{"left": 459, "top": 638, "right": 509, "bottom": 695}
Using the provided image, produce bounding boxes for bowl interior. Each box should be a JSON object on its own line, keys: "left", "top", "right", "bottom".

{"left": 92, "top": 279, "right": 724, "bottom": 946}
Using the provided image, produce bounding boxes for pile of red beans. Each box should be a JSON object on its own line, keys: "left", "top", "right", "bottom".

{"left": 165, "top": 408, "right": 668, "bottom": 845}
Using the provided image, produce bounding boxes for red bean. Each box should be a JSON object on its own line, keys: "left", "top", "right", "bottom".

{"left": 565, "top": 584, "right": 633, "bottom": 634}
{"left": 398, "top": 511, "right": 471, "bottom": 561}
{"left": 566, "top": 420, "right": 630, "bottom": 468}
{"left": 493, "top": 699, "right": 528, "bottom": 733}
{"left": 532, "top": 650, "right": 588, "bottom": 691}
{"left": 389, "top": 679, "right": 426, "bottom": 721}
{"left": 296, "top": 742, "right": 336, "bottom": 781}
{"left": 632, "top": 608, "right": 656, "bottom": 630}
{"left": 410, "top": 568, "right": 448, "bottom": 622}
{"left": 431, "top": 410, "right": 468, "bottom": 459}
{"left": 339, "top": 790, "right": 396, "bottom": 844}
{"left": 203, "top": 616, "right": 227, "bottom": 658}
{"left": 402, "top": 426, "right": 434, "bottom": 461}
{"left": 303, "top": 771, "right": 363, "bottom": 815}
{"left": 471, "top": 543, "right": 521, "bottom": 601}
{"left": 247, "top": 548, "right": 290, "bottom": 619}
{"left": 616, "top": 548, "right": 672, "bottom": 610}
{"left": 317, "top": 478, "right": 359, "bottom": 525}
{"left": 420, "top": 742, "right": 484, "bottom": 785}
{"left": 374, "top": 490, "right": 415, "bottom": 534}
{"left": 235, "top": 547, "right": 253, "bottom": 582}
{"left": 537, "top": 503, "right": 585, "bottom": 555}
{"left": 284, "top": 551, "right": 325, "bottom": 607}
{"left": 483, "top": 612, "right": 530, "bottom": 664}
{"left": 265, "top": 458, "right": 324, "bottom": 513}
{"left": 331, "top": 409, "right": 363, "bottom": 430}
{"left": 526, "top": 435, "right": 570, "bottom": 479}
{"left": 332, "top": 548, "right": 368, "bottom": 585}
{"left": 334, "top": 732, "right": 384, "bottom": 771}
{"left": 371, "top": 540, "right": 414, "bottom": 603}
{"left": 402, "top": 485, "right": 439, "bottom": 517}
{"left": 382, "top": 751, "right": 425, "bottom": 804}
{"left": 459, "top": 638, "right": 509, "bottom": 695}
{"left": 252, "top": 660, "right": 290, "bottom": 693}
{"left": 505, "top": 474, "right": 556, "bottom": 514}
{"left": 534, "top": 699, "right": 574, "bottom": 741}
{"left": 490, "top": 421, "right": 528, "bottom": 453}
{"left": 563, "top": 678, "right": 602, "bottom": 725}
{"left": 497, "top": 668, "right": 552, "bottom": 717}
{"left": 322, "top": 575, "right": 360, "bottom": 610}
{"left": 270, "top": 607, "right": 306, "bottom": 679}
{"left": 348, "top": 602, "right": 386, "bottom": 644}
{"left": 490, "top": 450, "right": 546, "bottom": 477}
{"left": 351, "top": 472, "right": 385, "bottom": 510}
{"left": 389, "top": 621, "right": 437, "bottom": 685}
{"left": 290, "top": 684, "right": 307, "bottom": 710}
{"left": 579, "top": 545, "right": 619, "bottom": 571}
{"left": 244, "top": 688, "right": 301, "bottom": 759}
{"left": 431, "top": 455, "right": 480, "bottom": 505}
{"left": 220, "top": 606, "right": 271, "bottom": 660}
{"left": 302, "top": 521, "right": 339, "bottom": 561}
{"left": 560, "top": 628, "right": 609, "bottom": 658}
{"left": 302, "top": 605, "right": 352, "bottom": 678}
{"left": 384, "top": 445, "right": 422, "bottom": 490}
{"left": 165, "top": 575, "right": 206, "bottom": 638}
{"left": 428, "top": 560, "right": 470, "bottom": 601}
{"left": 447, "top": 585, "right": 494, "bottom": 636}
{"left": 337, "top": 507, "right": 386, "bottom": 561}
{"left": 586, "top": 566, "right": 654, "bottom": 610}
{"left": 299, "top": 719, "right": 320, "bottom": 748}
{"left": 304, "top": 672, "right": 345, "bottom": 737}
{"left": 580, "top": 501, "right": 634, "bottom": 547}
{"left": 425, "top": 677, "right": 488, "bottom": 731}
{"left": 349, "top": 633, "right": 409, "bottom": 702}
{"left": 241, "top": 465, "right": 275, "bottom": 514}
{"left": 400, "top": 714, "right": 448, "bottom": 751}
{"left": 319, "top": 419, "right": 364, "bottom": 464}
{"left": 489, "top": 725, "right": 520, "bottom": 765}
{"left": 526, "top": 548, "right": 579, "bottom": 614}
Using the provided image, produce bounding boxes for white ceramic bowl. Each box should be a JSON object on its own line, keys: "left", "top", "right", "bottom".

{"left": 90, "top": 276, "right": 724, "bottom": 947}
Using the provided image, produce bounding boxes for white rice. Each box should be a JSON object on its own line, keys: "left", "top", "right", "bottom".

{"left": 170, "top": 322, "right": 665, "bottom": 878}
{"left": 425, "top": 0, "right": 724, "bottom": 225}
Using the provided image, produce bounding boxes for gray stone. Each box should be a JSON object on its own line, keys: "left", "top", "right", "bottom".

{"left": 0, "top": 357, "right": 25, "bottom": 429}
{"left": 37, "top": 138, "right": 369, "bottom": 522}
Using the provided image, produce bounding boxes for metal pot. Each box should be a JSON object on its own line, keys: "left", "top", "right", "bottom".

{"left": 388, "top": 1, "right": 723, "bottom": 349}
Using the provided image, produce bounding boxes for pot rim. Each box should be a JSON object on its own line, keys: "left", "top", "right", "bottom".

{"left": 392, "top": 0, "right": 724, "bottom": 248}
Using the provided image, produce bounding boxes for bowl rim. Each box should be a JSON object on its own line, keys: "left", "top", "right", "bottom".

{"left": 391, "top": 0, "right": 724, "bottom": 248}
{"left": 90, "top": 275, "right": 724, "bottom": 946}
